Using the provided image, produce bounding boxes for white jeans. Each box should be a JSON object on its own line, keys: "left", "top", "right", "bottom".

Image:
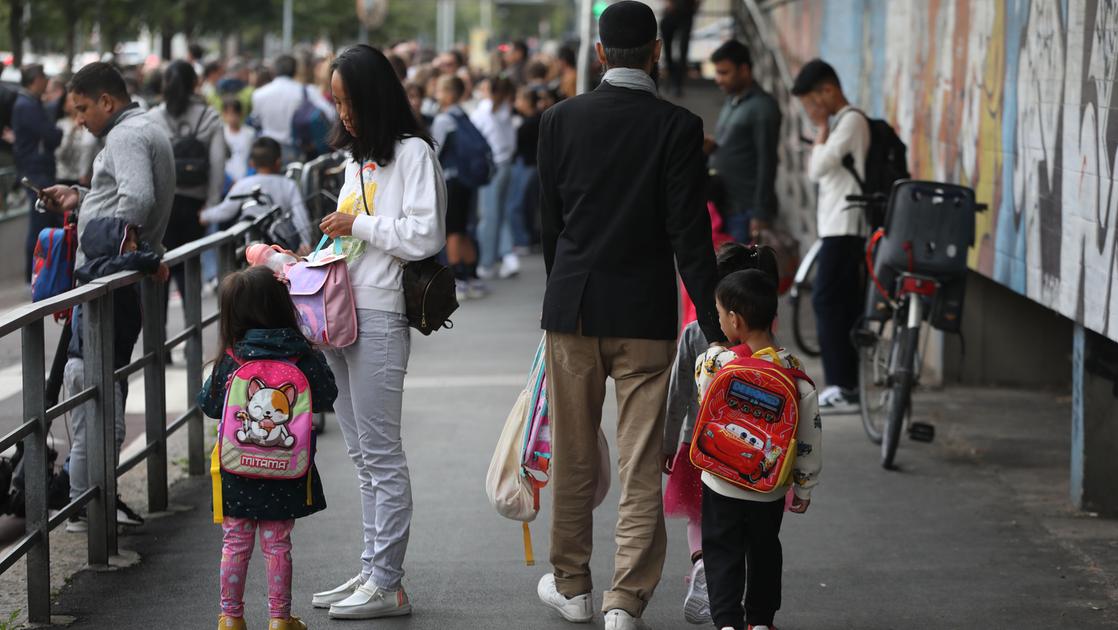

{"left": 325, "top": 309, "right": 412, "bottom": 590}
{"left": 63, "top": 357, "right": 126, "bottom": 502}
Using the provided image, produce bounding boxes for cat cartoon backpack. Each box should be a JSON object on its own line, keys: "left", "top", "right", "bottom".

{"left": 690, "top": 345, "right": 813, "bottom": 494}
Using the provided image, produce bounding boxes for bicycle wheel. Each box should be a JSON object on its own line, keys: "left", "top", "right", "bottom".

{"left": 789, "top": 247, "right": 821, "bottom": 357}
{"left": 882, "top": 322, "right": 919, "bottom": 469}
{"left": 857, "top": 319, "right": 894, "bottom": 444}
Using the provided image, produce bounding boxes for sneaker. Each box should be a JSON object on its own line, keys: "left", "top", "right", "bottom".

{"left": 537, "top": 574, "right": 593, "bottom": 623}
{"left": 217, "top": 616, "right": 246, "bottom": 630}
{"left": 498, "top": 253, "right": 521, "bottom": 279}
{"left": 268, "top": 617, "right": 307, "bottom": 630}
{"left": 455, "top": 279, "right": 470, "bottom": 302}
{"left": 818, "top": 385, "right": 860, "bottom": 414}
{"left": 476, "top": 265, "right": 496, "bottom": 280}
{"left": 116, "top": 496, "right": 144, "bottom": 526}
{"left": 683, "top": 558, "right": 711, "bottom": 624}
{"left": 312, "top": 574, "right": 363, "bottom": 608}
{"left": 604, "top": 609, "right": 650, "bottom": 630}
{"left": 216, "top": 616, "right": 245, "bottom": 630}
{"left": 467, "top": 279, "right": 489, "bottom": 299}
{"left": 328, "top": 581, "right": 412, "bottom": 619}
{"left": 66, "top": 509, "right": 87, "bottom": 533}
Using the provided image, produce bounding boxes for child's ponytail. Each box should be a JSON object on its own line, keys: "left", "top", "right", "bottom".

{"left": 716, "top": 242, "right": 780, "bottom": 287}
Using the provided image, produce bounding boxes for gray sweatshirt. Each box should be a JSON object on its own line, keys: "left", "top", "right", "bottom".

{"left": 151, "top": 98, "right": 226, "bottom": 206}
{"left": 664, "top": 320, "right": 709, "bottom": 455}
{"left": 76, "top": 106, "right": 175, "bottom": 266}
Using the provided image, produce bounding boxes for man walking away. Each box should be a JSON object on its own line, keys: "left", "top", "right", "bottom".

{"left": 13, "top": 63, "right": 63, "bottom": 282}
{"left": 791, "top": 59, "right": 870, "bottom": 413}
{"left": 706, "top": 41, "right": 781, "bottom": 244}
{"left": 251, "top": 54, "right": 334, "bottom": 164}
{"left": 661, "top": 0, "right": 700, "bottom": 96}
{"left": 536, "top": 3, "right": 723, "bottom": 629}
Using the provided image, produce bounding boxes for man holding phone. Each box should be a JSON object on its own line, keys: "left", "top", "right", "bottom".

{"left": 39, "top": 62, "right": 175, "bottom": 267}
{"left": 13, "top": 63, "right": 63, "bottom": 282}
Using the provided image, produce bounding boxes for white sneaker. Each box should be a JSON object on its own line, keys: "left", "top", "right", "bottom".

{"left": 476, "top": 265, "right": 496, "bottom": 280}
{"left": 455, "top": 279, "right": 470, "bottom": 302}
{"left": 328, "top": 581, "right": 412, "bottom": 619}
{"left": 683, "top": 558, "right": 711, "bottom": 624}
{"left": 537, "top": 574, "right": 593, "bottom": 623}
{"left": 498, "top": 253, "right": 521, "bottom": 278}
{"left": 312, "top": 574, "right": 363, "bottom": 609}
{"left": 818, "top": 385, "right": 860, "bottom": 414}
{"left": 604, "top": 609, "right": 650, "bottom": 630}
{"left": 467, "top": 279, "right": 489, "bottom": 299}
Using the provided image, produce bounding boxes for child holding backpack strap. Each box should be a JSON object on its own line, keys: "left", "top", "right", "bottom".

{"left": 198, "top": 266, "right": 337, "bottom": 630}
{"left": 663, "top": 243, "right": 780, "bottom": 624}
{"left": 694, "top": 269, "right": 822, "bottom": 630}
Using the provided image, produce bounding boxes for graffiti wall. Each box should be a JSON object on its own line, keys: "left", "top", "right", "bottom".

{"left": 759, "top": 0, "right": 1118, "bottom": 343}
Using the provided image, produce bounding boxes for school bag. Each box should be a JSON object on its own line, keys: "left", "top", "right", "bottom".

{"left": 285, "top": 236, "right": 358, "bottom": 348}
{"left": 31, "top": 217, "right": 77, "bottom": 304}
{"left": 689, "top": 346, "right": 813, "bottom": 494}
{"left": 167, "top": 108, "right": 212, "bottom": 188}
{"left": 445, "top": 111, "right": 495, "bottom": 189}
{"left": 841, "top": 109, "right": 910, "bottom": 230}
{"left": 291, "top": 86, "right": 331, "bottom": 160}
{"left": 486, "top": 335, "right": 611, "bottom": 565}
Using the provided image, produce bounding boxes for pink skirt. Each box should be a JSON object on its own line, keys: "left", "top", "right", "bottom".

{"left": 663, "top": 442, "right": 703, "bottom": 520}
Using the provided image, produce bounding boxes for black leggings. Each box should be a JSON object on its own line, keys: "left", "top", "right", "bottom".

{"left": 812, "top": 235, "right": 866, "bottom": 390}
{"left": 702, "top": 486, "right": 786, "bottom": 630}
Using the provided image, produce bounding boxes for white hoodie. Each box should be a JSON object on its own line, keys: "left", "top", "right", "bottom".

{"left": 329, "top": 137, "right": 447, "bottom": 314}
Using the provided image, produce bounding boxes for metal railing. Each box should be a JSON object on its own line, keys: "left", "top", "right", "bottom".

{"left": 0, "top": 216, "right": 256, "bottom": 624}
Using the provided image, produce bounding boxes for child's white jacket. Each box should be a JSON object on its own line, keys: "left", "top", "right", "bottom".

{"left": 695, "top": 346, "right": 822, "bottom": 502}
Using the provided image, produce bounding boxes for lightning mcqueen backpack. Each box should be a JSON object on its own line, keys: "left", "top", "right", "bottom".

{"left": 690, "top": 346, "right": 813, "bottom": 494}
{"left": 217, "top": 352, "right": 315, "bottom": 480}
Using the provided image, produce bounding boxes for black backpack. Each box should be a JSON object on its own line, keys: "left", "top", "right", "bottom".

{"left": 842, "top": 109, "right": 910, "bottom": 229}
{"left": 167, "top": 108, "right": 212, "bottom": 188}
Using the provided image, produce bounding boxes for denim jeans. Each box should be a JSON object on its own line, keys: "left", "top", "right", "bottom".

{"left": 505, "top": 160, "right": 539, "bottom": 249}
{"left": 476, "top": 160, "right": 514, "bottom": 268}
{"left": 723, "top": 211, "right": 751, "bottom": 244}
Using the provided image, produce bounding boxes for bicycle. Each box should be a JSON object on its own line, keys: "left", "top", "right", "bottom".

{"left": 852, "top": 181, "right": 985, "bottom": 469}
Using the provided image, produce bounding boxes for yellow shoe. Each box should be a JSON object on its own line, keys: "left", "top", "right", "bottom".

{"left": 218, "top": 616, "right": 246, "bottom": 630}
{"left": 268, "top": 617, "right": 307, "bottom": 630}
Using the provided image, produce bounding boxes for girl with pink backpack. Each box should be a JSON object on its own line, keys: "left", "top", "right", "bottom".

{"left": 198, "top": 266, "right": 338, "bottom": 630}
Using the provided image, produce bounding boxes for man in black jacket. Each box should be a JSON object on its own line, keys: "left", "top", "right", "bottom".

{"left": 536, "top": 3, "right": 722, "bottom": 628}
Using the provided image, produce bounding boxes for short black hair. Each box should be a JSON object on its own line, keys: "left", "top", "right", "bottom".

{"left": 221, "top": 97, "right": 243, "bottom": 115}
{"left": 716, "top": 269, "right": 779, "bottom": 331}
{"left": 791, "top": 58, "right": 841, "bottom": 96}
{"left": 710, "top": 40, "right": 751, "bottom": 67}
{"left": 203, "top": 60, "right": 223, "bottom": 79}
{"left": 603, "top": 42, "right": 655, "bottom": 70}
{"left": 512, "top": 40, "right": 529, "bottom": 57}
{"left": 188, "top": 43, "right": 205, "bottom": 61}
{"left": 330, "top": 45, "right": 433, "bottom": 166}
{"left": 68, "top": 62, "right": 130, "bottom": 103}
{"left": 250, "top": 136, "right": 282, "bottom": 167}
{"left": 526, "top": 60, "right": 549, "bottom": 81}
{"left": 20, "top": 63, "right": 45, "bottom": 88}
{"left": 716, "top": 243, "right": 779, "bottom": 284}
{"left": 274, "top": 54, "right": 297, "bottom": 78}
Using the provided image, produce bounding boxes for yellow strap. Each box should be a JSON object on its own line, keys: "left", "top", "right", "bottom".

{"left": 210, "top": 444, "right": 224, "bottom": 524}
{"left": 522, "top": 522, "right": 535, "bottom": 566}
{"left": 752, "top": 346, "right": 783, "bottom": 364}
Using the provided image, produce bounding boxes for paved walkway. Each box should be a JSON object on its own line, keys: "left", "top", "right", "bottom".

{"left": 46, "top": 257, "right": 1118, "bottom": 629}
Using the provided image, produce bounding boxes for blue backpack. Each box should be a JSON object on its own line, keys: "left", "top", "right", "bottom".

{"left": 446, "top": 111, "right": 495, "bottom": 189}
{"left": 291, "top": 87, "right": 331, "bottom": 159}
{"left": 31, "top": 221, "right": 77, "bottom": 303}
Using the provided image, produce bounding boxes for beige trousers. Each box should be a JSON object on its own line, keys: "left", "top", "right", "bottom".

{"left": 545, "top": 330, "right": 676, "bottom": 617}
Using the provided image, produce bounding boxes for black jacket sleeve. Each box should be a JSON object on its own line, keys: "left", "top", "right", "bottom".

{"left": 665, "top": 114, "right": 725, "bottom": 343}
{"left": 538, "top": 108, "right": 563, "bottom": 277}
{"left": 76, "top": 250, "right": 162, "bottom": 282}
{"left": 198, "top": 357, "right": 234, "bottom": 419}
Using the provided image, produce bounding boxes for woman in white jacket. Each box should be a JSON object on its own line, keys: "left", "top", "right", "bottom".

{"left": 311, "top": 45, "right": 446, "bottom": 621}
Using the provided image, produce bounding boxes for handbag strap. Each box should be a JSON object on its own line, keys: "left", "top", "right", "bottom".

{"left": 312, "top": 234, "right": 343, "bottom": 258}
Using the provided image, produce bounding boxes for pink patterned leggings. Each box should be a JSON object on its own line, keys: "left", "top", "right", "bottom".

{"left": 220, "top": 517, "right": 295, "bottom": 619}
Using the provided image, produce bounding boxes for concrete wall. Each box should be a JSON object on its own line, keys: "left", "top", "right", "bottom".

{"left": 752, "top": 0, "right": 1118, "bottom": 346}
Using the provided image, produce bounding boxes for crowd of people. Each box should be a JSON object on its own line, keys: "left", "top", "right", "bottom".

{"left": 9, "top": 0, "right": 881, "bottom": 628}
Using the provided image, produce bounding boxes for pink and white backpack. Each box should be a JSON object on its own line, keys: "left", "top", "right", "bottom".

{"left": 218, "top": 352, "right": 315, "bottom": 479}
{"left": 285, "top": 237, "right": 358, "bottom": 348}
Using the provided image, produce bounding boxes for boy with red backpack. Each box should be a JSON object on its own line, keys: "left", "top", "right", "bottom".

{"left": 693, "top": 269, "right": 822, "bottom": 630}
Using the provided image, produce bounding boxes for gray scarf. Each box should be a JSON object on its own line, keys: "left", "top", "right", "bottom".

{"left": 602, "top": 68, "right": 658, "bottom": 96}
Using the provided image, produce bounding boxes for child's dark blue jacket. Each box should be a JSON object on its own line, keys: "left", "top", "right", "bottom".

{"left": 199, "top": 328, "right": 337, "bottom": 520}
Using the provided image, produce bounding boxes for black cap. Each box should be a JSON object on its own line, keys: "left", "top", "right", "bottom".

{"left": 791, "top": 58, "right": 841, "bottom": 96}
{"left": 599, "top": 1, "right": 658, "bottom": 49}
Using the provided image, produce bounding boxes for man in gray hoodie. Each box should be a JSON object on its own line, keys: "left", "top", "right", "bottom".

{"left": 40, "top": 62, "right": 175, "bottom": 265}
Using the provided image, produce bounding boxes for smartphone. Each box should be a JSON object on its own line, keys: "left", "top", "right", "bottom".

{"left": 20, "top": 177, "right": 41, "bottom": 197}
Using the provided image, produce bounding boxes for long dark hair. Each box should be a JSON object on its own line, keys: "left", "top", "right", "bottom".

{"left": 162, "top": 60, "right": 198, "bottom": 118}
{"left": 216, "top": 267, "right": 303, "bottom": 362}
{"left": 330, "top": 44, "right": 432, "bottom": 166}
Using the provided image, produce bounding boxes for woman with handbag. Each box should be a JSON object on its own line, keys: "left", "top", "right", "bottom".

{"left": 311, "top": 45, "right": 447, "bottom": 620}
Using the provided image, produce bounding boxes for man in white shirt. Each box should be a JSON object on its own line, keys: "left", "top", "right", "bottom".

{"left": 792, "top": 58, "right": 871, "bottom": 413}
{"left": 250, "top": 54, "right": 334, "bottom": 163}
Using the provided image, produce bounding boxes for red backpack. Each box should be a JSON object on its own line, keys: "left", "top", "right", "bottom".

{"left": 690, "top": 345, "right": 813, "bottom": 493}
